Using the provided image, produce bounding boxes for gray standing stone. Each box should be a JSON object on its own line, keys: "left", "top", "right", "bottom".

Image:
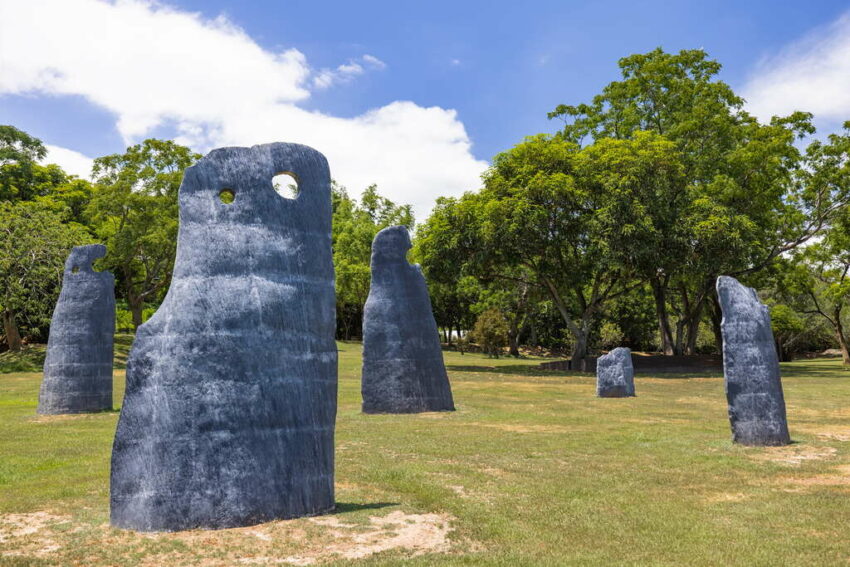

{"left": 596, "top": 347, "right": 635, "bottom": 398}
{"left": 38, "top": 244, "right": 115, "bottom": 414}
{"left": 717, "top": 275, "right": 790, "bottom": 446}
{"left": 361, "top": 226, "right": 455, "bottom": 414}
{"left": 110, "top": 143, "right": 337, "bottom": 531}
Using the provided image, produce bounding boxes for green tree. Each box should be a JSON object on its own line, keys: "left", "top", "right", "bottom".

{"left": 550, "top": 48, "right": 840, "bottom": 356}
{"left": 88, "top": 139, "right": 199, "bottom": 328}
{"left": 418, "top": 136, "right": 644, "bottom": 366}
{"left": 778, "top": 209, "right": 850, "bottom": 365}
{"left": 0, "top": 125, "right": 48, "bottom": 202}
{"left": 332, "top": 183, "right": 413, "bottom": 339}
{"left": 41, "top": 177, "right": 96, "bottom": 226}
{"left": 479, "top": 134, "right": 668, "bottom": 366}
{"left": 769, "top": 304, "right": 806, "bottom": 362}
{"left": 0, "top": 126, "right": 96, "bottom": 224}
{"left": 471, "top": 308, "right": 509, "bottom": 358}
{"left": 0, "top": 201, "right": 91, "bottom": 350}
{"left": 414, "top": 196, "right": 484, "bottom": 343}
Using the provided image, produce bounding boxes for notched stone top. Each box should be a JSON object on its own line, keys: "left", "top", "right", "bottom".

{"left": 64, "top": 244, "right": 108, "bottom": 275}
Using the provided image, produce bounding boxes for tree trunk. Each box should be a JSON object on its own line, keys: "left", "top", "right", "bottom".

{"left": 344, "top": 313, "right": 353, "bottom": 340}
{"left": 674, "top": 315, "right": 686, "bottom": 356}
{"left": 508, "top": 319, "right": 520, "bottom": 357}
{"left": 2, "top": 309, "right": 23, "bottom": 352}
{"left": 835, "top": 317, "right": 850, "bottom": 367}
{"left": 709, "top": 294, "right": 723, "bottom": 354}
{"left": 541, "top": 277, "right": 593, "bottom": 369}
{"left": 571, "top": 327, "right": 590, "bottom": 371}
{"left": 651, "top": 278, "right": 674, "bottom": 355}
{"left": 775, "top": 337, "right": 793, "bottom": 362}
{"left": 529, "top": 323, "right": 538, "bottom": 348}
{"left": 128, "top": 295, "right": 144, "bottom": 330}
{"left": 684, "top": 301, "right": 705, "bottom": 356}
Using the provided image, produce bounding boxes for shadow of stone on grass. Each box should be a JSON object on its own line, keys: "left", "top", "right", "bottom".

{"left": 332, "top": 502, "right": 399, "bottom": 514}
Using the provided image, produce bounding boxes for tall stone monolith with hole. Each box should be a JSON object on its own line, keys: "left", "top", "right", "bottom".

{"left": 596, "top": 347, "right": 635, "bottom": 398}
{"left": 717, "top": 275, "right": 790, "bottom": 446}
{"left": 110, "top": 143, "right": 337, "bottom": 531}
{"left": 361, "top": 225, "right": 455, "bottom": 414}
{"left": 38, "top": 244, "right": 115, "bottom": 414}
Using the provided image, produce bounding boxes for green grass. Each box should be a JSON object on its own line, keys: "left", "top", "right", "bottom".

{"left": 0, "top": 334, "right": 134, "bottom": 374}
{"left": 1, "top": 343, "right": 849, "bottom": 565}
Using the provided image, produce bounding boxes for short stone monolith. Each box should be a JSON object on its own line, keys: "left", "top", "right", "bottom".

{"left": 110, "top": 143, "right": 337, "bottom": 531}
{"left": 596, "top": 347, "right": 635, "bottom": 398}
{"left": 717, "top": 275, "right": 790, "bottom": 446}
{"left": 361, "top": 225, "right": 455, "bottom": 414}
{"left": 38, "top": 244, "right": 115, "bottom": 414}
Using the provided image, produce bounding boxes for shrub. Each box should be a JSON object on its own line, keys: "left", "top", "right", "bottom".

{"left": 599, "top": 321, "right": 625, "bottom": 350}
{"left": 471, "top": 309, "right": 509, "bottom": 358}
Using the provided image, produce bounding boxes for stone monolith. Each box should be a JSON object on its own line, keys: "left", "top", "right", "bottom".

{"left": 38, "top": 244, "right": 115, "bottom": 414}
{"left": 361, "top": 225, "right": 455, "bottom": 413}
{"left": 110, "top": 143, "right": 337, "bottom": 531}
{"left": 717, "top": 275, "right": 790, "bottom": 446}
{"left": 596, "top": 347, "right": 635, "bottom": 397}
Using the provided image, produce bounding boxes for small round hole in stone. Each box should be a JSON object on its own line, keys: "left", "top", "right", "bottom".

{"left": 219, "top": 189, "right": 235, "bottom": 204}
{"left": 272, "top": 172, "right": 299, "bottom": 200}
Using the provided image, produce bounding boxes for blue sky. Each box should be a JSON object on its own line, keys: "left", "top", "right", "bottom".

{"left": 2, "top": 0, "right": 850, "bottom": 217}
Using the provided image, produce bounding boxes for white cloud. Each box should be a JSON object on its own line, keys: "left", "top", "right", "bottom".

{"left": 0, "top": 0, "right": 485, "bottom": 218}
{"left": 43, "top": 144, "right": 94, "bottom": 179}
{"left": 313, "top": 54, "right": 386, "bottom": 90}
{"left": 362, "top": 54, "right": 386, "bottom": 70}
{"left": 742, "top": 11, "right": 850, "bottom": 128}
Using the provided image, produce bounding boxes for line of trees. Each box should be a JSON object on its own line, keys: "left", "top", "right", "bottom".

{"left": 2, "top": 49, "right": 849, "bottom": 366}
{"left": 413, "top": 49, "right": 850, "bottom": 366}
{"left": 0, "top": 124, "right": 413, "bottom": 351}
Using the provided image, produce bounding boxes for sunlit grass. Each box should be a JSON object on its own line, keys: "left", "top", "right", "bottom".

{"left": 0, "top": 341, "right": 848, "bottom": 565}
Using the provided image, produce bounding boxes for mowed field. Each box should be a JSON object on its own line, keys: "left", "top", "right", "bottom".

{"left": 1, "top": 340, "right": 849, "bottom": 566}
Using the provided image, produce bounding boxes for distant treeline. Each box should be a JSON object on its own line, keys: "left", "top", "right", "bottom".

{"left": 2, "top": 49, "right": 849, "bottom": 365}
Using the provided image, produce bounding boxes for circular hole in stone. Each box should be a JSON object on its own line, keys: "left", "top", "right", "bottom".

{"left": 219, "top": 188, "right": 235, "bottom": 204}
{"left": 71, "top": 266, "right": 80, "bottom": 274}
{"left": 272, "top": 172, "right": 299, "bottom": 200}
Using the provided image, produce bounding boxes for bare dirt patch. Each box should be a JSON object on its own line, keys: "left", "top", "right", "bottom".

{"left": 750, "top": 445, "right": 837, "bottom": 466}
{"left": 0, "top": 511, "right": 68, "bottom": 542}
{"left": 1, "top": 509, "right": 457, "bottom": 566}
{"left": 789, "top": 406, "right": 850, "bottom": 420}
{"left": 778, "top": 465, "right": 850, "bottom": 490}
{"left": 29, "top": 413, "right": 99, "bottom": 423}
{"left": 304, "top": 510, "right": 453, "bottom": 562}
{"left": 705, "top": 492, "right": 750, "bottom": 503}
{"left": 620, "top": 417, "right": 690, "bottom": 425}
{"left": 0, "top": 511, "right": 69, "bottom": 558}
{"left": 794, "top": 425, "right": 850, "bottom": 442}
{"left": 463, "top": 422, "right": 570, "bottom": 434}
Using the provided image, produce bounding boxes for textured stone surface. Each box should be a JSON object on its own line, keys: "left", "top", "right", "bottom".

{"left": 361, "top": 226, "right": 455, "bottom": 414}
{"left": 596, "top": 347, "right": 635, "bottom": 398}
{"left": 717, "top": 275, "right": 790, "bottom": 446}
{"left": 110, "top": 143, "right": 337, "bottom": 531}
{"left": 38, "top": 245, "right": 115, "bottom": 414}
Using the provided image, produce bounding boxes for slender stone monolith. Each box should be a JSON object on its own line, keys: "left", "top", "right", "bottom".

{"left": 110, "top": 143, "right": 337, "bottom": 531}
{"left": 717, "top": 275, "right": 790, "bottom": 446}
{"left": 38, "top": 244, "right": 115, "bottom": 414}
{"left": 361, "top": 226, "right": 455, "bottom": 414}
{"left": 596, "top": 347, "right": 635, "bottom": 398}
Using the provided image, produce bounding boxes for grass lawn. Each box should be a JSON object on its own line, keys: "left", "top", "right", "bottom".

{"left": 1, "top": 341, "right": 848, "bottom": 565}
